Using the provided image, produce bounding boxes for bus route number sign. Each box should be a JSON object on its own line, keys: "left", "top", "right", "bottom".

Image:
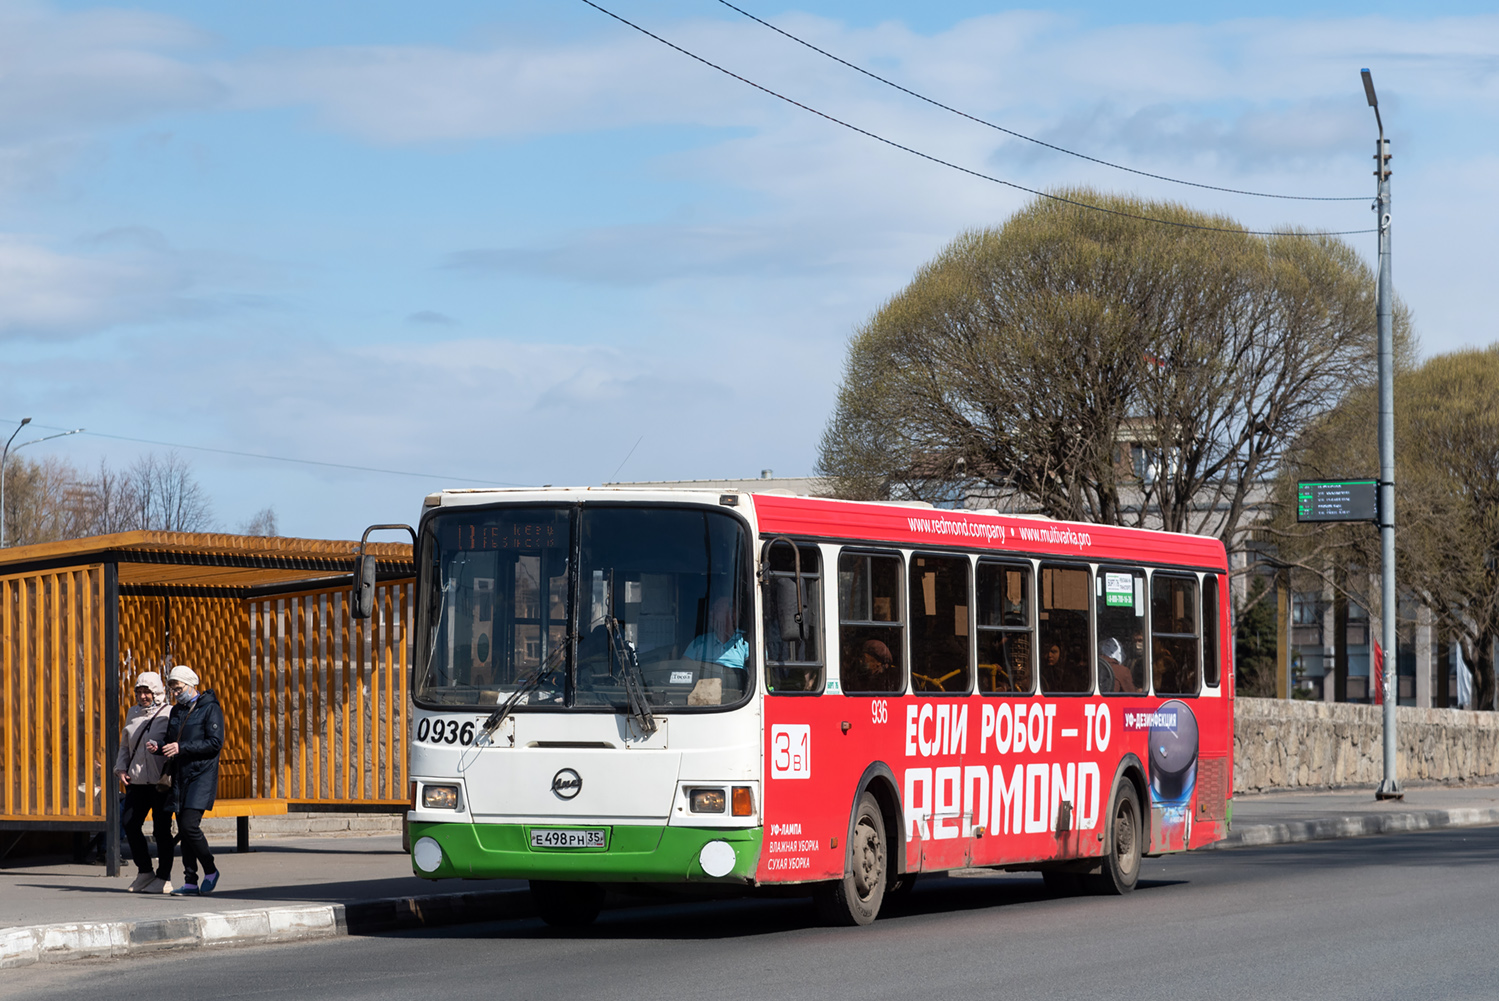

{"left": 771, "top": 725, "right": 811, "bottom": 779}
{"left": 1297, "top": 480, "right": 1378, "bottom": 523}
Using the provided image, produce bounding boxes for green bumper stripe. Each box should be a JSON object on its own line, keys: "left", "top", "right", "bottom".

{"left": 409, "top": 821, "right": 763, "bottom": 883}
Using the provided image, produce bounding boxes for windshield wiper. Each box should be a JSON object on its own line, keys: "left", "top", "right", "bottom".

{"left": 481, "top": 637, "right": 569, "bottom": 741}
{"left": 605, "top": 615, "right": 658, "bottom": 736}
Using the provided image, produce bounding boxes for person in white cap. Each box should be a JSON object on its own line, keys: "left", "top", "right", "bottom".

{"left": 147, "top": 665, "right": 224, "bottom": 895}
{"left": 113, "top": 671, "right": 175, "bottom": 893}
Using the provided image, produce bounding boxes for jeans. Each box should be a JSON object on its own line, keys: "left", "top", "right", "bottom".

{"left": 121, "top": 784, "right": 174, "bottom": 879}
{"left": 176, "top": 807, "right": 217, "bottom": 884}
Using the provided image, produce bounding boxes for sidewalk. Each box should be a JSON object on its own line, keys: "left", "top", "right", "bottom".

{"left": 6, "top": 783, "right": 1499, "bottom": 969}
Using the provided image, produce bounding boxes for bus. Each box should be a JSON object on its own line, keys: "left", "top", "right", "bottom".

{"left": 362, "top": 488, "right": 1232, "bottom": 927}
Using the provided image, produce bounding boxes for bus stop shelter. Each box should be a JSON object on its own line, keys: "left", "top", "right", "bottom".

{"left": 0, "top": 532, "right": 415, "bottom": 874}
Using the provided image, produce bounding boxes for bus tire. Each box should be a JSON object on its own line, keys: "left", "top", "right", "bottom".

{"left": 1088, "top": 783, "right": 1142, "bottom": 896}
{"left": 530, "top": 879, "right": 605, "bottom": 928}
{"left": 813, "top": 791, "right": 887, "bottom": 926}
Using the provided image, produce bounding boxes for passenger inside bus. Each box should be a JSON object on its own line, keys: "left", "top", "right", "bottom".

{"left": 1097, "top": 637, "right": 1140, "bottom": 693}
{"left": 1041, "top": 640, "right": 1089, "bottom": 692}
{"left": 843, "top": 638, "right": 898, "bottom": 693}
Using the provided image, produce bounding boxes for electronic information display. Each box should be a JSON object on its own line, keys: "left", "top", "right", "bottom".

{"left": 1296, "top": 480, "right": 1378, "bottom": 523}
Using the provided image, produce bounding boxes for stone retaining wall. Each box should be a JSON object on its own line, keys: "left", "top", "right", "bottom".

{"left": 199, "top": 812, "right": 403, "bottom": 838}
{"left": 1234, "top": 697, "right": 1499, "bottom": 793}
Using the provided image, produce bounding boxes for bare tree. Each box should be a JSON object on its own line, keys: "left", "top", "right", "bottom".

{"left": 2, "top": 452, "right": 216, "bottom": 542}
{"left": 1, "top": 455, "right": 84, "bottom": 546}
{"left": 120, "top": 452, "right": 213, "bottom": 532}
{"left": 239, "top": 507, "right": 279, "bottom": 537}
{"left": 817, "top": 190, "right": 1405, "bottom": 566}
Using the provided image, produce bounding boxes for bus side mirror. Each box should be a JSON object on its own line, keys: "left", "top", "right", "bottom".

{"left": 350, "top": 523, "right": 418, "bottom": 620}
{"left": 351, "top": 553, "right": 378, "bottom": 619}
{"left": 774, "top": 576, "right": 804, "bottom": 641}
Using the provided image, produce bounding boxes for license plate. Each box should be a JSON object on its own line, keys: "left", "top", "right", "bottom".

{"left": 530, "top": 828, "right": 607, "bottom": 849}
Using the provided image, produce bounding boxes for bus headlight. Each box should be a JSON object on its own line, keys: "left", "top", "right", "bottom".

{"left": 689, "top": 788, "right": 726, "bottom": 813}
{"left": 422, "top": 784, "right": 463, "bottom": 810}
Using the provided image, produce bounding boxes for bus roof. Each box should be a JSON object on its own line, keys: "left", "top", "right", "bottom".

{"left": 750, "top": 494, "right": 1228, "bottom": 572}
{"left": 423, "top": 487, "right": 1227, "bottom": 571}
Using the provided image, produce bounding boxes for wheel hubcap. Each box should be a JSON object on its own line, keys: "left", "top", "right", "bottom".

{"left": 851, "top": 818, "right": 883, "bottom": 901}
{"left": 1115, "top": 803, "right": 1138, "bottom": 875}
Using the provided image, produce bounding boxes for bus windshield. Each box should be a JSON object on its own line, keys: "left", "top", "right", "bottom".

{"left": 414, "top": 504, "right": 753, "bottom": 711}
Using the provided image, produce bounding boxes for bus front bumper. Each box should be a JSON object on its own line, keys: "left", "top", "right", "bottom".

{"left": 408, "top": 821, "right": 762, "bottom": 883}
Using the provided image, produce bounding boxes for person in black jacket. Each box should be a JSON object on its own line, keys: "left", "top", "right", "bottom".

{"left": 147, "top": 665, "right": 224, "bottom": 895}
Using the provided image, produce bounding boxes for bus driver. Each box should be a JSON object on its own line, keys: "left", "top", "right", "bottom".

{"left": 683, "top": 596, "right": 748, "bottom": 671}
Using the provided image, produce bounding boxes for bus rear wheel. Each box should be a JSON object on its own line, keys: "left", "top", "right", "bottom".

{"left": 530, "top": 879, "right": 605, "bottom": 928}
{"left": 814, "top": 791, "right": 887, "bottom": 926}
{"left": 1087, "top": 783, "right": 1142, "bottom": 895}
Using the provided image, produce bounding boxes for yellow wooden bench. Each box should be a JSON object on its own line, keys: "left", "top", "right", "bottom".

{"left": 202, "top": 799, "right": 289, "bottom": 852}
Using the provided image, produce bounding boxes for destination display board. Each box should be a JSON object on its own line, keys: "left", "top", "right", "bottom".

{"left": 1297, "top": 480, "right": 1378, "bottom": 523}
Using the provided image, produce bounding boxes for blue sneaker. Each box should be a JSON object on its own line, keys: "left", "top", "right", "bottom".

{"left": 171, "top": 881, "right": 200, "bottom": 895}
{"left": 200, "top": 872, "right": 220, "bottom": 895}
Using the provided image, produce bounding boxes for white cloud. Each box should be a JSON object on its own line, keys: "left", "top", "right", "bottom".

{"left": 0, "top": 1, "right": 221, "bottom": 142}
{"left": 0, "top": 227, "right": 297, "bottom": 341}
{"left": 0, "top": 235, "right": 192, "bottom": 340}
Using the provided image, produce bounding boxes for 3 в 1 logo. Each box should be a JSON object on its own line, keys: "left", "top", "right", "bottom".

{"left": 770, "top": 725, "right": 810, "bottom": 779}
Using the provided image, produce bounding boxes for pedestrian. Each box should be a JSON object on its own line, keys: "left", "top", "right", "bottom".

{"left": 113, "top": 671, "right": 175, "bottom": 893}
{"left": 147, "top": 665, "right": 224, "bottom": 895}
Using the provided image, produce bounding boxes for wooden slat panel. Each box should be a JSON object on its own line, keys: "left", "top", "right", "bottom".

{"left": 239, "top": 581, "right": 410, "bottom": 808}
{"left": 82, "top": 569, "right": 97, "bottom": 819}
{"left": 48, "top": 574, "right": 61, "bottom": 814}
{"left": 0, "top": 565, "right": 106, "bottom": 823}
{"left": 3, "top": 577, "right": 15, "bottom": 816}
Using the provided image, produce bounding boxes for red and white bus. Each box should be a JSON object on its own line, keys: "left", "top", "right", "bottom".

{"left": 388, "top": 488, "right": 1232, "bottom": 926}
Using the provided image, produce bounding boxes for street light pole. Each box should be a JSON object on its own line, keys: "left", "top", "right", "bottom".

{"left": 0, "top": 424, "right": 86, "bottom": 548}
{"left": 1363, "top": 68, "right": 1402, "bottom": 801}
{"left": 1, "top": 417, "right": 33, "bottom": 548}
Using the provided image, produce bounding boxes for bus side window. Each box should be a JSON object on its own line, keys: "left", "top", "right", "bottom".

{"left": 910, "top": 553, "right": 972, "bottom": 694}
{"left": 1203, "top": 574, "right": 1220, "bottom": 688}
{"left": 1152, "top": 575, "right": 1200, "bottom": 695}
{"left": 977, "top": 561, "right": 1033, "bottom": 694}
{"left": 1096, "top": 566, "right": 1146, "bottom": 695}
{"left": 762, "top": 541, "right": 824, "bottom": 694}
{"left": 838, "top": 551, "right": 905, "bottom": 695}
{"left": 1039, "top": 564, "right": 1091, "bottom": 694}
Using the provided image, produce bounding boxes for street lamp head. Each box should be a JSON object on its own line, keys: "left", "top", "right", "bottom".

{"left": 1361, "top": 68, "right": 1384, "bottom": 138}
{"left": 19, "top": 417, "right": 31, "bottom": 427}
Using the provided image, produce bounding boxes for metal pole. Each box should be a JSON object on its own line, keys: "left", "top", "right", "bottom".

{"left": 1, "top": 417, "right": 33, "bottom": 548}
{"left": 1364, "top": 69, "right": 1402, "bottom": 800}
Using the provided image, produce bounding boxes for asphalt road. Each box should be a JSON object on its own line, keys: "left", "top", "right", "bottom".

{"left": 13, "top": 827, "right": 1499, "bottom": 1001}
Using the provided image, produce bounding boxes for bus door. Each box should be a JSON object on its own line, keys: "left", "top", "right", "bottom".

{"left": 759, "top": 540, "right": 844, "bottom": 882}
{"left": 968, "top": 559, "right": 1037, "bottom": 868}
{"left": 1147, "top": 571, "right": 1203, "bottom": 854}
{"left": 905, "top": 552, "right": 974, "bottom": 872}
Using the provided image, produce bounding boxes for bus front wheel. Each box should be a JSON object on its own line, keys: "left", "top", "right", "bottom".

{"left": 1088, "top": 783, "right": 1142, "bottom": 895}
{"left": 530, "top": 879, "right": 605, "bottom": 928}
{"left": 814, "top": 791, "right": 887, "bottom": 926}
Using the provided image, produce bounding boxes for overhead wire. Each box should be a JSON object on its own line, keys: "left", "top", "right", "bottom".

{"left": 577, "top": 0, "right": 1376, "bottom": 237}
{"left": 1, "top": 419, "right": 526, "bottom": 486}
{"left": 715, "top": 0, "right": 1366, "bottom": 203}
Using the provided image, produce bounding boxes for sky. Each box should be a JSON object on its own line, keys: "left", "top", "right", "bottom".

{"left": 1, "top": 0, "right": 1495, "bottom": 539}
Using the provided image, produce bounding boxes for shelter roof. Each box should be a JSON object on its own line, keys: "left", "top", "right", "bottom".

{"left": 0, "top": 531, "right": 413, "bottom": 594}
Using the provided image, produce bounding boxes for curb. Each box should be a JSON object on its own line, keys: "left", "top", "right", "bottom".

{"left": 1209, "top": 807, "right": 1499, "bottom": 849}
{"left": 0, "top": 888, "right": 531, "bottom": 970}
